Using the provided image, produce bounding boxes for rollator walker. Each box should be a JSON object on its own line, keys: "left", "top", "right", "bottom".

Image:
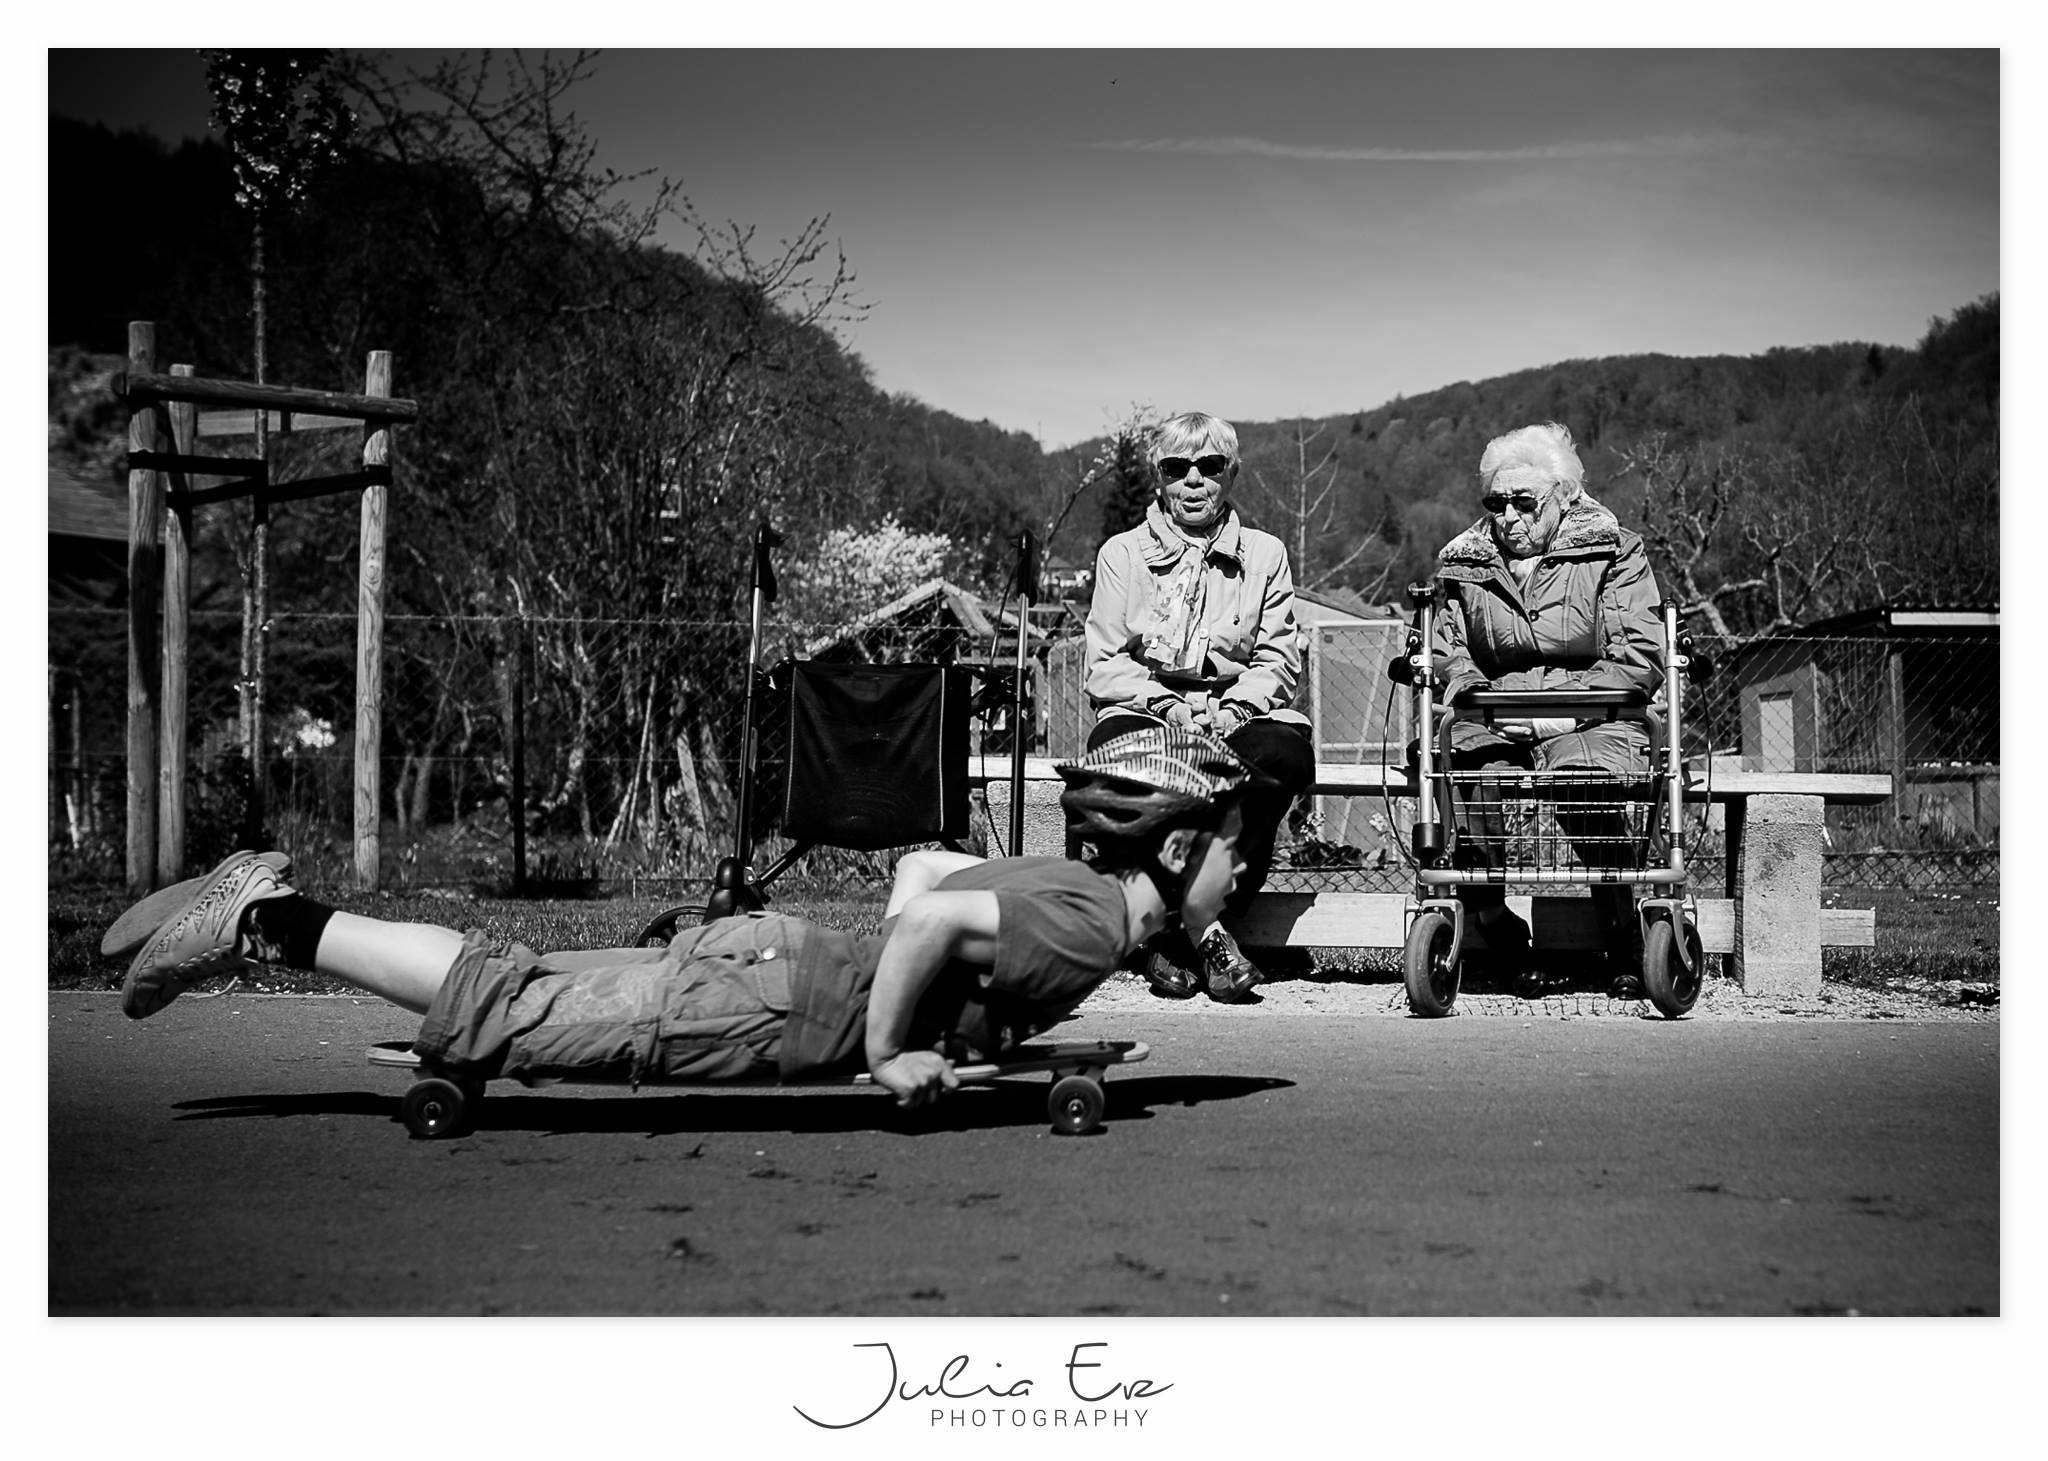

{"left": 1393, "top": 582, "right": 1708, "bottom": 1019}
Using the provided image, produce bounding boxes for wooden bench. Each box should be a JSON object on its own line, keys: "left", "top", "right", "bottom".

{"left": 973, "top": 755, "right": 1889, "bottom": 1001}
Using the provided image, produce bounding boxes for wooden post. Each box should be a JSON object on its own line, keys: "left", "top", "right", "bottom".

{"left": 246, "top": 455, "right": 271, "bottom": 845}
{"left": 1886, "top": 644, "right": 1908, "bottom": 833}
{"left": 124, "top": 322, "right": 163, "bottom": 896}
{"left": 47, "top": 666, "right": 60, "bottom": 846}
{"left": 70, "top": 679, "right": 86, "bottom": 844}
{"left": 158, "top": 365, "right": 197, "bottom": 882}
{"left": 510, "top": 620, "right": 528, "bottom": 896}
{"left": 354, "top": 351, "right": 392, "bottom": 889}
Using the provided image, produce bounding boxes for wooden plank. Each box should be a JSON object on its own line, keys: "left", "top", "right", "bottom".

{"left": 196, "top": 408, "right": 362, "bottom": 438}
{"left": 1231, "top": 892, "right": 1873, "bottom": 952}
{"left": 1819, "top": 907, "right": 1876, "bottom": 947}
{"left": 967, "top": 755, "right": 1886, "bottom": 804}
{"left": 1686, "top": 763, "right": 1892, "bottom": 803}
{"left": 968, "top": 754, "right": 1415, "bottom": 795}
{"left": 118, "top": 369, "right": 420, "bottom": 424}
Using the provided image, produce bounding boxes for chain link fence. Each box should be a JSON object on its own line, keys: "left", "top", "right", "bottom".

{"left": 51, "top": 604, "right": 1997, "bottom": 898}
{"left": 49, "top": 605, "right": 1025, "bottom": 897}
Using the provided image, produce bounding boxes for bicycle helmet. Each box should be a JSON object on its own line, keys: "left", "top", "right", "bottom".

{"left": 1055, "top": 725, "right": 1251, "bottom": 844}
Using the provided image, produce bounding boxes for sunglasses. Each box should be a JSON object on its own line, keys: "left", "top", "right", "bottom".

{"left": 1481, "top": 491, "right": 1546, "bottom": 515}
{"left": 1158, "top": 454, "right": 1232, "bottom": 482}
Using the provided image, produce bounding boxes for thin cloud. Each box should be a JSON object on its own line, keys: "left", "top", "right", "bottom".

{"left": 1079, "top": 134, "right": 1743, "bottom": 163}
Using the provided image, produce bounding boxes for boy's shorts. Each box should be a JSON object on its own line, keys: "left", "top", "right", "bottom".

{"left": 414, "top": 914, "right": 814, "bottom": 1084}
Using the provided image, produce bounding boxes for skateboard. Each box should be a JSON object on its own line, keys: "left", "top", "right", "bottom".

{"left": 367, "top": 1039, "right": 1148, "bottom": 1140}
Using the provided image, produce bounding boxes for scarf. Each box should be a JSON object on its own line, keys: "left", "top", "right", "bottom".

{"left": 1140, "top": 519, "right": 1217, "bottom": 673}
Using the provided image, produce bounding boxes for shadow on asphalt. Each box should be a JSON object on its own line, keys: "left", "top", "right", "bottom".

{"left": 170, "top": 1073, "right": 1296, "bottom": 1138}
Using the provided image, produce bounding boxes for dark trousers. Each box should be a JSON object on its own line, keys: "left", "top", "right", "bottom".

{"left": 1447, "top": 742, "right": 1636, "bottom": 945}
{"left": 1086, "top": 713, "right": 1315, "bottom": 917}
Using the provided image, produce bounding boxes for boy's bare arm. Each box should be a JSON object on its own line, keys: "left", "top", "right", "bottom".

{"left": 865, "top": 889, "right": 1000, "bottom": 1106}
{"left": 882, "top": 849, "right": 987, "bottom": 919}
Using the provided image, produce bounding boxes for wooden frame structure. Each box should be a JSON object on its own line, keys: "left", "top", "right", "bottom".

{"left": 119, "top": 321, "right": 420, "bottom": 895}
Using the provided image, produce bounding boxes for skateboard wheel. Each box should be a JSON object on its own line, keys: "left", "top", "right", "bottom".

{"left": 1048, "top": 1075, "right": 1104, "bottom": 1136}
{"left": 401, "top": 1076, "right": 473, "bottom": 1139}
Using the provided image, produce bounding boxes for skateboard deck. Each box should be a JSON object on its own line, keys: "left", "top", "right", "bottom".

{"left": 367, "top": 1039, "right": 1147, "bottom": 1139}
{"left": 851, "top": 1040, "right": 1147, "bottom": 1087}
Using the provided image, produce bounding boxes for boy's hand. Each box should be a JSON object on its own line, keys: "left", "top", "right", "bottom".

{"left": 869, "top": 1051, "right": 961, "bottom": 1107}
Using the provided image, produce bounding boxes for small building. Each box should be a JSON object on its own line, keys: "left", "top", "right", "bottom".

{"left": 797, "top": 578, "right": 1052, "bottom": 753}
{"left": 1729, "top": 606, "right": 1999, "bottom": 846}
{"left": 49, "top": 465, "right": 129, "bottom": 607}
{"left": 797, "top": 578, "right": 1048, "bottom": 668}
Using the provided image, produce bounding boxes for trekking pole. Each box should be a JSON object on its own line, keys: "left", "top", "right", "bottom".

{"left": 1010, "top": 529, "right": 1037, "bottom": 856}
{"left": 707, "top": 520, "right": 782, "bottom": 922}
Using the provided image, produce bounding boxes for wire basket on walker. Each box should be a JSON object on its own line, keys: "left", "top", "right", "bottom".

{"left": 1390, "top": 582, "right": 1711, "bottom": 1019}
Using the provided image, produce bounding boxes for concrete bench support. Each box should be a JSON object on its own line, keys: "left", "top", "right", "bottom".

{"left": 1728, "top": 792, "right": 1827, "bottom": 1001}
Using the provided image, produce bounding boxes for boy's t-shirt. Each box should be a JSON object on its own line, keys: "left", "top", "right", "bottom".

{"left": 779, "top": 856, "right": 1133, "bottom": 1078}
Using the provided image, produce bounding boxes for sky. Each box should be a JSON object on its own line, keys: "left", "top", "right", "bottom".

{"left": 45, "top": 46, "right": 2002, "bottom": 450}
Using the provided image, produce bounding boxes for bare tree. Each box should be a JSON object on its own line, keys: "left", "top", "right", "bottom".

{"left": 1241, "top": 418, "right": 1393, "bottom": 597}
{"left": 1622, "top": 395, "right": 1997, "bottom": 644}
{"left": 201, "top": 49, "right": 356, "bottom": 839}
{"left": 334, "top": 50, "right": 875, "bottom": 857}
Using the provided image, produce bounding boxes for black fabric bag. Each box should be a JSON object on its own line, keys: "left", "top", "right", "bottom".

{"left": 778, "top": 662, "right": 971, "bottom": 851}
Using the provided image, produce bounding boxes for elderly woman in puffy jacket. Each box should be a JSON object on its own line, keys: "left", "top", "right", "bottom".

{"left": 1084, "top": 411, "right": 1314, "bottom": 1003}
{"left": 1432, "top": 421, "right": 1664, "bottom": 984}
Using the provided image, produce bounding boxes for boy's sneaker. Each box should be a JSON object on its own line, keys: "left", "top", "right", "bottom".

{"left": 121, "top": 854, "right": 297, "bottom": 1020}
{"left": 1142, "top": 930, "right": 1201, "bottom": 999}
{"left": 1198, "top": 926, "right": 1262, "bottom": 1003}
{"left": 101, "top": 851, "right": 294, "bottom": 959}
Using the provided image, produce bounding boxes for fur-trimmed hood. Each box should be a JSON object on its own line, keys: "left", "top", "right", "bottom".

{"left": 1438, "top": 491, "right": 1627, "bottom": 573}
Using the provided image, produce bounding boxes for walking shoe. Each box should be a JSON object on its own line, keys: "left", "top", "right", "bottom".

{"left": 1197, "top": 925, "right": 1262, "bottom": 1003}
{"left": 1141, "top": 929, "right": 1201, "bottom": 999}
{"left": 122, "top": 853, "right": 297, "bottom": 1020}
{"left": 101, "top": 851, "right": 295, "bottom": 959}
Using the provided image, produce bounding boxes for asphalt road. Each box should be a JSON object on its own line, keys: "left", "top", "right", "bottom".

{"left": 48, "top": 991, "right": 1998, "bottom": 1316}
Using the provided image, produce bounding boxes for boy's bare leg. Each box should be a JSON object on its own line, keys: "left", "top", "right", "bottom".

{"left": 310, "top": 913, "right": 467, "bottom": 1015}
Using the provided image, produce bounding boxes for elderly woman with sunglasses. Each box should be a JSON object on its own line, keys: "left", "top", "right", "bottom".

{"left": 1431, "top": 421, "right": 1665, "bottom": 984}
{"left": 1083, "top": 411, "right": 1314, "bottom": 1003}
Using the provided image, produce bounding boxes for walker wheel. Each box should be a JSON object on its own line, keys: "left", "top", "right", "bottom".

{"left": 1403, "top": 910, "right": 1460, "bottom": 1017}
{"left": 1642, "top": 918, "right": 1703, "bottom": 1019}
{"left": 1048, "top": 1075, "right": 1105, "bottom": 1136}
{"left": 401, "top": 1076, "right": 474, "bottom": 1139}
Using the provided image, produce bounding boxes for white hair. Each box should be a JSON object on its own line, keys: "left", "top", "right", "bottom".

{"left": 1150, "top": 412, "right": 1239, "bottom": 466}
{"left": 1479, "top": 421, "right": 1584, "bottom": 502}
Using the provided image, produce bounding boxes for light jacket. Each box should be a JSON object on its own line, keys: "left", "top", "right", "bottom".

{"left": 1085, "top": 502, "right": 1310, "bottom": 728}
{"left": 1432, "top": 491, "right": 1665, "bottom": 703}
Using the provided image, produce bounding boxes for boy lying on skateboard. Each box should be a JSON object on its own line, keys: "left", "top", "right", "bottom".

{"left": 110, "top": 726, "right": 1252, "bottom": 1108}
